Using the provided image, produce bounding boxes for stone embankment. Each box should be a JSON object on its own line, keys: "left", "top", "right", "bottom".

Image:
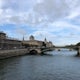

{"left": 0, "top": 49, "right": 29, "bottom": 59}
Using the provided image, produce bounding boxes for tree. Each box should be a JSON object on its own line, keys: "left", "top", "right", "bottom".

{"left": 76, "top": 42, "right": 80, "bottom": 46}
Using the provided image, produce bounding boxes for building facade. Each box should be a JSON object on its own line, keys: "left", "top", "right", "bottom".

{"left": 0, "top": 31, "right": 54, "bottom": 49}
{"left": 22, "top": 35, "right": 54, "bottom": 48}
{"left": 0, "top": 31, "right": 22, "bottom": 49}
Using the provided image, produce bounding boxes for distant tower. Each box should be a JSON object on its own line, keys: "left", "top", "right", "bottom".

{"left": 29, "top": 35, "right": 35, "bottom": 40}
{"left": 44, "top": 38, "right": 47, "bottom": 47}
{"left": 44, "top": 38, "right": 47, "bottom": 43}
{"left": 23, "top": 36, "right": 24, "bottom": 41}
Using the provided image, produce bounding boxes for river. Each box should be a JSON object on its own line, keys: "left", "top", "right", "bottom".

{"left": 0, "top": 49, "right": 80, "bottom": 80}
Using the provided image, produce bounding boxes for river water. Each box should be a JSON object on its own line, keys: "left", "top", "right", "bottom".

{"left": 0, "top": 49, "right": 80, "bottom": 80}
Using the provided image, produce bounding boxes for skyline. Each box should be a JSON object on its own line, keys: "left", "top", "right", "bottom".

{"left": 0, "top": 0, "right": 80, "bottom": 46}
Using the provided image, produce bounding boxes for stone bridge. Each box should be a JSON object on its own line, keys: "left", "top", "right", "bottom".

{"left": 27, "top": 48, "right": 42, "bottom": 55}
{"left": 54, "top": 46, "right": 80, "bottom": 56}
{"left": 27, "top": 47, "right": 54, "bottom": 55}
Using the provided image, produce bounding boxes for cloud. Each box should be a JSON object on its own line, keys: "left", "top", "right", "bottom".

{"left": 0, "top": 0, "right": 80, "bottom": 46}
{"left": 0, "top": 0, "right": 4, "bottom": 8}
{"left": 15, "top": 28, "right": 27, "bottom": 36}
{"left": 0, "top": 0, "right": 80, "bottom": 25}
{"left": 28, "top": 29, "right": 80, "bottom": 46}
{"left": 33, "top": 0, "right": 69, "bottom": 21}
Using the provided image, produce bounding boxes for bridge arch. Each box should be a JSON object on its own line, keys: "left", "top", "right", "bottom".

{"left": 29, "top": 50, "right": 38, "bottom": 55}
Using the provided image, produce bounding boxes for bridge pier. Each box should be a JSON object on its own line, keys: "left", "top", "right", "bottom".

{"left": 77, "top": 46, "right": 80, "bottom": 56}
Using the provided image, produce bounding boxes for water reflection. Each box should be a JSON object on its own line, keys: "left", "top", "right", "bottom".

{"left": 0, "top": 50, "right": 80, "bottom": 80}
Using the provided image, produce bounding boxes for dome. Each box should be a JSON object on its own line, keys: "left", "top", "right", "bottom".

{"left": 29, "top": 35, "right": 35, "bottom": 40}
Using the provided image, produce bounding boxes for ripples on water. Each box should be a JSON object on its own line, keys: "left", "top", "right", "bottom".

{"left": 0, "top": 49, "right": 80, "bottom": 80}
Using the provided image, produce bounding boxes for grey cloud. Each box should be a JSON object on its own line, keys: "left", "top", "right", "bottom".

{"left": 15, "top": 28, "right": 27, "bottom": 36}
{"left": 2, "top": 0, "right": 36, "bottom": 11}
{"left": 0, "top": 0, "right": 80, "bottom": 25}
{"left": 33, "top": 0, "right": 70, "bottom": 22}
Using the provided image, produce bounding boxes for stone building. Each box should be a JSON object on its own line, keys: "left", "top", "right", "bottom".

{"left": 22, "top": 35, "right": 54, "bottom": 48}
{"left": 0, "top": 32, "right": 6, "bottom": 39}
{"left": 22, "top": 35, "right": 45, "bottom": 48}
{"left": 0, "top": 31, "right": 22, "bottom": 49}
{"left": 44, "top": 38, "right": 53, "bottom": 48}
{"left": 0, "top": 31, "right": 54, "bottom": 49}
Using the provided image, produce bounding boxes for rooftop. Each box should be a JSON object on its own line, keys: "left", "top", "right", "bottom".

{"left": 0, "top": 31, "right": 6, "bottom": 35}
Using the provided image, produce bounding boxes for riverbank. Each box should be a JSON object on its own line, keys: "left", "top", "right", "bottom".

{"left": 0, "top": 49, "right": 29, "bottom": 59}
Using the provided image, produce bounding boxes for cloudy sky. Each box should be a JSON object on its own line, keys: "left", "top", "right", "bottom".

{"left": 0, "top": 0, "right": 80, "bottom": 46}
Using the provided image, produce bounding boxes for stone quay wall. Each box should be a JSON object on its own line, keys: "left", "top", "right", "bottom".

{"left": 0, "top": 49, "right": 29, "bottom": 59}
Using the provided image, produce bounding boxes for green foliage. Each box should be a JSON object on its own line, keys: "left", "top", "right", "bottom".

{"left": 76, "top": 42, "right": 80, "bottom": 46}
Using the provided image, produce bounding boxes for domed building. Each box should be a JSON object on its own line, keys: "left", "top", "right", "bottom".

{"left": 0, "top": 31, "right": 54, "bottom": 49}
{"left": 22, "top": 35, "right": 45, "bottom": 48}
{"left": 22, "top": 35, "right": 54, "bottom": 48}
